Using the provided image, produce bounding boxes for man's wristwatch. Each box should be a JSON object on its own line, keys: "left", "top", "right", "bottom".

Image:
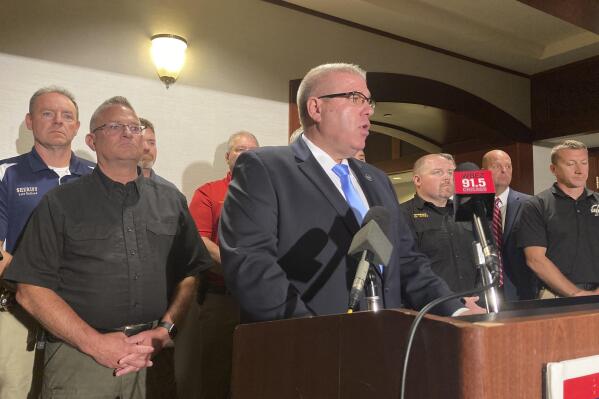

{"left": 158, "top": 321, "right": 177, "bottom": 339}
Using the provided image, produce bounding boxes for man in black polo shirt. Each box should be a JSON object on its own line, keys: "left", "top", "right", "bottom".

{"left": 400, "top": 153, "right": 480, "bottom": 299}
{"left": 5, "top": 96, "right": 211, "bottom": 398}
{"left": 517, "top": 140, "right": 599, "bottom": 298}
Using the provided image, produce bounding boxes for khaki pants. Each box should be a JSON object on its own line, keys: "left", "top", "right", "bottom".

{"left": 42, "top": 341, "right": 146, "bottom": 399}
{"left": 0, "top": 306, "right": 40, "bottom": 398}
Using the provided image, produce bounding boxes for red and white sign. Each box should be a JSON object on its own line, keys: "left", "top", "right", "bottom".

{"left": 546, "top": 354, "right": 599, "bottom": 399}
{"left": 453, "top": 170, "right": 495, "bottom": 195}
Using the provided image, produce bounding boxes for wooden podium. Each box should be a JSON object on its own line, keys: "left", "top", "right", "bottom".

{"left": 230, "top": 298, "right": 599, "bottom": 398}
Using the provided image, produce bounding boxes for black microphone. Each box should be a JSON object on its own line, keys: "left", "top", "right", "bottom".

{"left": 347, "top": 206, "right": 392, "bottom": 312}
{"left": 453, "top": 162, "right": 501, "bottom": 312}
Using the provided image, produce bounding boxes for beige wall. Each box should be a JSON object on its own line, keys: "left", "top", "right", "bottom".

{"left": 0, "top": 0, "right": 531, "bottom": 200}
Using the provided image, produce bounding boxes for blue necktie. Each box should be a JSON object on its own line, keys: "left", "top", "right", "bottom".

{"left": 332, "top": 163, "right": 368, "bottom": 223}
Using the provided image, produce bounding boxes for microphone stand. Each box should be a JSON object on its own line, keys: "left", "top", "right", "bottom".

{"left": 472, "top": 212, "right": 500, "bottom": 313}
{"left": 364, "top": 267, "right": 382, "bottom": 312}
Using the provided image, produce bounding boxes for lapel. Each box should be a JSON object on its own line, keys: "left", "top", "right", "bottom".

{"left": 291, "top": 139, "right": 361, "bottom": 233}
{"left": 503, "top": 189, "right": 520, "bottom": 239}
{"left": 350, "top": 158, "right": 388, "bottom": 280}
{"left": 349, "top": 158, "right": 383, "bottom": 208}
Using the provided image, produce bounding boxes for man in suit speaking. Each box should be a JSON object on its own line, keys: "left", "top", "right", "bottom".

{"left": 219, "top": 63, "right": 481, "bottom": 322}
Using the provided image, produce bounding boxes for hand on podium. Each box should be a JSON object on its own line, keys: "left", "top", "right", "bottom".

{"left": 461, "top": 296, "right": 486, "bottom": 315}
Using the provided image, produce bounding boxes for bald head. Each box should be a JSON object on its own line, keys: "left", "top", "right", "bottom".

{"left": 412, "top": 153, "right": 455, "bottom": 207}
{"left": 482, "top": 150, "right": 512, "bottom": 195}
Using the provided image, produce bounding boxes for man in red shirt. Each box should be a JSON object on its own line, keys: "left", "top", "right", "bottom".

{"left": 188, "top": 131, "right": 259, "bottom": 399}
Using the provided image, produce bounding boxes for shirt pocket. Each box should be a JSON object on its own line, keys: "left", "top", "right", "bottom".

{"left": 64, "top": 224, "right": 120, "bottom": 261}
{"left": 146, "top": 220, "right": 178, "bottom": 261}
{"left": 413, "top": 219, "right": 445, "bottom": 258}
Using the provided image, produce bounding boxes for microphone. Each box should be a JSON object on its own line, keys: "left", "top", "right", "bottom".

{"left": 347, "top": 206, "right": 392, "bottom": 312}
{"left": 454, "top": 162, "right": 501, "bottom": 312}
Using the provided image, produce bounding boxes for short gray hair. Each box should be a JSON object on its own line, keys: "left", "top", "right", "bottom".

{"left": 551, "top": 140, "right": 587, "bottom": 164}
{"left": 139, "top": 117, "right": 154, "bottom": 132}
{"left": 413, "top": 153, "right": 455, "bottom": 174}
{"left": 29, "top": 86, "right": 79, "bottom": 119}
{"left": 90, "top": 96, "right": 136, "bottom": 131}
{"left": 296, "top": 63, "right": 367, "bottom": 129}
{"left": 227, "top": 131, "right": 259, "bottom": 150}
{"left": 288, "top": 128, "right": 303, "bottom": 144}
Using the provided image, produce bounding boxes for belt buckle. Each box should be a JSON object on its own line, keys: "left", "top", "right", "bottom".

{"left": 123, "top": 323, "right": 146, "bottom": 337}
{"left": 122, "top": 321, "right": 155, "bottom": 337}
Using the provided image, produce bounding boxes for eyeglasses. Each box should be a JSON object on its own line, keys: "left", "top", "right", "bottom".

{"left": 92, "top": 123, "right": 146, "bottom": 135}
{"left": 318, "top": 91, "right": 376, "bottom": 109}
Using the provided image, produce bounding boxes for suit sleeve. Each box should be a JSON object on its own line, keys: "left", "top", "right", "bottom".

{"left": 218, "top": 151, "right": 311, "bottom": 321}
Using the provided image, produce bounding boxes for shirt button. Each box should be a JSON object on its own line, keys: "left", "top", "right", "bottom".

{"left": 130, "top": 249, "right": 136, "bottom": 255}
{"left": 127, "top": 227, "right": 133, "bottom": 232}
{"left": 134, "top": 302, "right": 140, "bottom": 308}
{"left": 134, "top": 273, "right": 140, "bottom": 280}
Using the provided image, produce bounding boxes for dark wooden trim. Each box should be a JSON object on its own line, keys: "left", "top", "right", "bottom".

{"left": 532, "top": 54, "right": 599, "bottom": 78}
{"left": 263, "top": 0, "right": 529, "bottom": 79}
{"left": 531, "top": 55, "right": 599, "bottom": 140}
{"left": 518, "top": 0, "right": 599, "bottom": 36}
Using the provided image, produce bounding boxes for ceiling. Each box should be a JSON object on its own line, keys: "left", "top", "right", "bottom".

{"left": 282, "top": 0, "right": 599, "bottom": 75}
{"left": 371, "top": 102, "right": 501, "bottom": 150}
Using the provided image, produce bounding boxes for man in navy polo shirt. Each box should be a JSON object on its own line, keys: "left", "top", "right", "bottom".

{"left": 0, "top": 86, "right": 94, "bottom": 398}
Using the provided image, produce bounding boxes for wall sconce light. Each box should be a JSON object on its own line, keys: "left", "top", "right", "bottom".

{"left": 150, "top": 34, "right": 188, "bottom": 89}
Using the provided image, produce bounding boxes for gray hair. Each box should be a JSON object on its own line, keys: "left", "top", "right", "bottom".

{"left": 551, "top": 140, "right": 587, "bottom": 164}
{"left": 90, "top": 96, "right": 136, "bottom": 131}
{"left": 413, "top": 153, "right": 455, "bottom": 174}
{"left": 139, "top": 117, "right": 154, "bottom": 132}
{"left": 227, "top": 131, "right": 259, "bottom": 150}
{"left": 288, "top": 128, "right": 303, "bottom": 144}
{"left": 296, "top": 63, "right": 367, "bottom": 129}
{"left": 29, "top": 86, "right": 79, "bottom": 119}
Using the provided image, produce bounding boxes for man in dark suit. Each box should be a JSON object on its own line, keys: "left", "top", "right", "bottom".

{"left": 482, "top": 150, "right": 535, "bottom": 300}
{"left": 219, "top": 63, "right": 481, "bottom": 322}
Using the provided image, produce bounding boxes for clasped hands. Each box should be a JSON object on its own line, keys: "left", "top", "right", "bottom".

{"left": 89, "top": 327, "right": 172, "bottom": 377}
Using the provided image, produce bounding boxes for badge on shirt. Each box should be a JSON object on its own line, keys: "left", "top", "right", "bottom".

{"left": 591, "top": 204, "right": 599, "bottom": 216}
{"left": 413, "top": 212, "right": 429, "bottom": 219}
{"left": 16, "top": 186, "right": 38, "bottom": 197}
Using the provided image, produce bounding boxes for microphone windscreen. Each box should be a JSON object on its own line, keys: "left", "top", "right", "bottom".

{"left": 361, "top": 206, "right": 390, "bottom": 236}
{"left": 456, "top": 162, "right": 480, "bottom": 171}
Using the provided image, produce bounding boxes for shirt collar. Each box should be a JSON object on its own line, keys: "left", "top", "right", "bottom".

{"left": 27, "top": 147, "right": 50, "bottom": 173}
{"left": 551, "top": 182, "right": 594, "bottom": 200}
{"left": 27, "top": 146, "right": 93, "bottom": 176}
{"left": 413, "top": 193, "right": 453, "bottom": 212}
{"left": 301, "top": 134, "right": 350, "bottom": 171}
{"left": 496, "top": 187, "right": 509, "bottom": 206}
{"left": 93, "top": 166, "right": 143, "bottom": 203}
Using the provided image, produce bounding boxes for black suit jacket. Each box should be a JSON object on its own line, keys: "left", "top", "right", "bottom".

{"left": 219, "top": 138, "right": 462, "bottom": 322}
{"left": 502, "top": 188, "right": 537, "bottom": 300}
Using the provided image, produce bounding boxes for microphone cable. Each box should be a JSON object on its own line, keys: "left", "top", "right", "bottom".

{"left": 399, "top": 279, "right": 497, "bottom": 399}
